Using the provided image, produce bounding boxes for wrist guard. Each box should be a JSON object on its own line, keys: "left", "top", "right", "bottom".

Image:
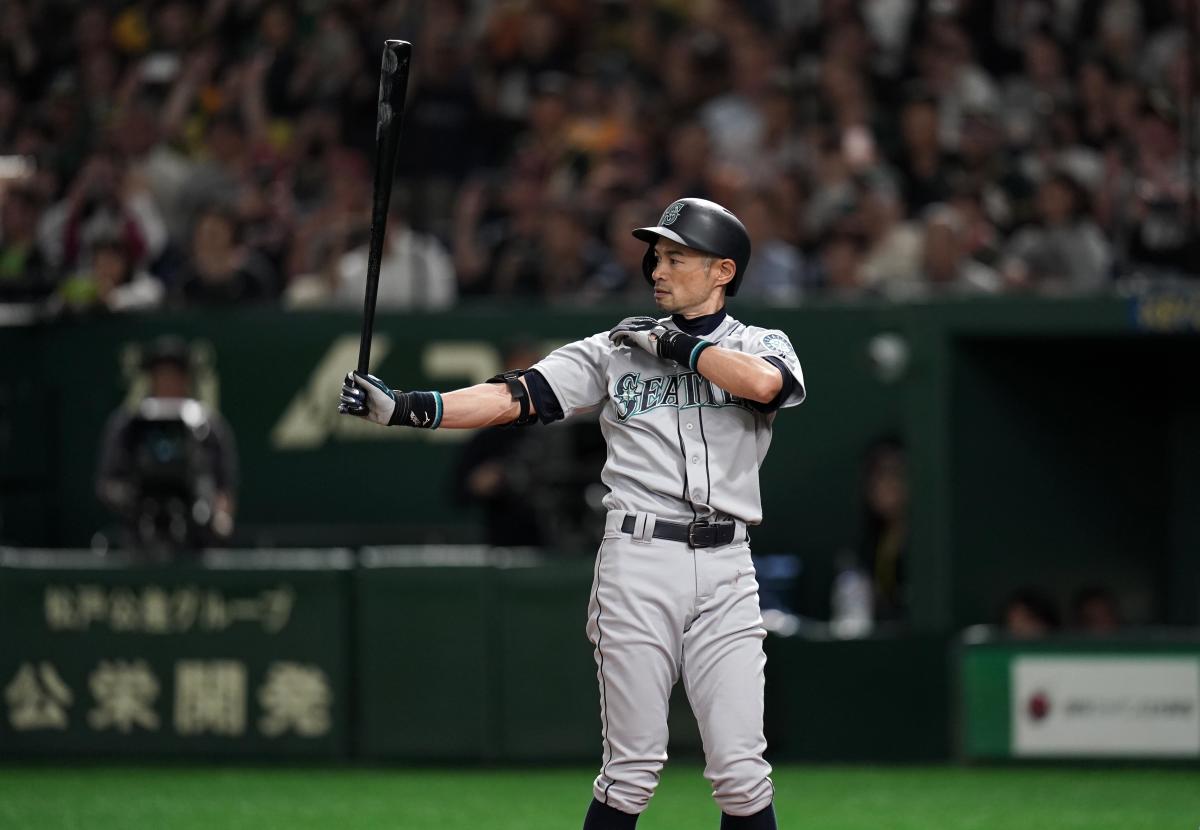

{"left": 390, "top": 391, "right": 443, "bottom": 428}
{"left": 657, "top": 329, "right": 713, "bottom": 371}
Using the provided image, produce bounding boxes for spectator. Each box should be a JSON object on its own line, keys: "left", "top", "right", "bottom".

{"left": 1003, "top": 172, "right": 1112, "bottom": 291}
{"left": 175, "top": 206, "right": 275, "bottom": 306}
{"left": 858, "top": 178, "right": 924, "bottom": 293}
{"left": 476, "top": 4, "right": 575, "bottom": 129}
{"left": 0, "top": 183, "right": 53, "bottom": 301}
{"left": 1001, "top": 29, "right": 1073, "bottom": 150}
{"left": 950, "top": 103, "right": 1031, "bottom": 231}
{"left": 1071, "top": 586, "right": 1122, "bottom": 634}
{"left": 735, "top": 189, "right": 808, "bottom": 304}
{"left": 2, "top": 0, "right": 1194, "bottom": 308}
{"left": 55, "top": 235, "right": 164, "bottom": 314}
{"left": 699, "top": 25, "right": 776, "bottom": 171}
{"left": 915, "top": 15, "right": 1001, "bottom": 152}
{"left": 1122, "top": 107, "right": 1199, "bottom": 276}
{"left": 169, "top": 112, "right": 254, "bottom": 247}
{"left": 400, "top": 19, "right": 483, "bottom": 239}
{"left": 920, "top": 204, "right": 1003, "bottom": 296}
{"left": 743, "top": 77, "right": 809, "bottom": 189}
{"left": 1076, "top": 55, "right": 1120, "bottom": 150}
{"left": 584, "top": 197, "right": 658, "bottom": 299}
{"left": 652, "top": 120, "right": 716, "bottom": 208}
{"left": 284, "top": 148, "right": 370, "bottom": 305}
{"left": 0, "top": 80, "right": 19, "bottom": 148}
{"left": 462, "top": 166, "right": 547, "bottom": 297}
{"left": 36, "top": 147, "right": 167, "bottom": 277}
{"left": 893, "top": 94, "right": 953, "bottom": 214}
{"left": 535, "top": 204, "right": 609, "bottom": 302}
{"left": 858, "top": 435, "right": 909, "bottom": 622}
{"left": 1002, "top": 589, "right": 1061, "bottom": 639}
{"left": 315, "top": 212, "right": 457, "bottom": 311}
{"left": 818, "top": 229, "right": 866, "bottom": 298}
{"left": 805, "top": 134, "right": 857, "bottom": 241}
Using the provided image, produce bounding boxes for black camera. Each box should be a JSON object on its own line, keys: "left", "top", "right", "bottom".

{"left": 123, "top": 397, "right": 220, "bottom": 556}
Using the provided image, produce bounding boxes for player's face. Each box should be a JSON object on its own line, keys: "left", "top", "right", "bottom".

{"left": 649, "top": 239, "right": 731, "bottom": 317}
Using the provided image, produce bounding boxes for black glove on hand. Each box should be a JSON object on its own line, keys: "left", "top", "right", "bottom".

{"left": 608, "top": 316, "right": 713, "bottom": 370}
{"left": 338, "top": 372, "right": 442, "bottom": 428}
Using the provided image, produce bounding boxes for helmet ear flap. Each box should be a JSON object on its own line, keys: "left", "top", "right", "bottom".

{"left": 641, "top": 245, "right": 656, "bottom": 286}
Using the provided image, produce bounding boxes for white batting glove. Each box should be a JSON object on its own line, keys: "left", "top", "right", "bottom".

{"left": 338, "top": 371, "right": 397, "bottom": 426}
{"left": 608, "top": 316, "right": 668, "bottom": 357}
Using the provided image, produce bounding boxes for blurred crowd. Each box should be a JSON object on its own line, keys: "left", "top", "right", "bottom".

{"left": 1, "top": 0, "right": 1197, "bottom": 312}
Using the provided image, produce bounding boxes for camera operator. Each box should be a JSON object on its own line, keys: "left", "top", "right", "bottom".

{"left": 95, "top": 336, "right": 237, "bottom": 559}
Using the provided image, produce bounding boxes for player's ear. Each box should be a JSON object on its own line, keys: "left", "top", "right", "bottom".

{"left": 712, "top": 258, "right": 736, "bottom": 288}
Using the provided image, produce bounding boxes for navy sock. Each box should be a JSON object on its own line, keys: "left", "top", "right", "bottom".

{"left": 721, "top": 803, "right": 777, "bottom": 829}
{"left": 583, "top": 797, "right": 639, "bottom": 829}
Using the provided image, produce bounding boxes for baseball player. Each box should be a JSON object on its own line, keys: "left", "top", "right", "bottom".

{"left": 339, "top": 197, "right": 804, "bottom": 829}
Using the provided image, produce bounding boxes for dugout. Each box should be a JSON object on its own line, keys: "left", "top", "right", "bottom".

{"left": 898, "top": 292, "right": 1200, "bottom": 632}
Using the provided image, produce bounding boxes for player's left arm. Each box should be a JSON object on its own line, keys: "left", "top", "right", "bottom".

{"left": 609, "top": 318, "right": 804, "bottom": 407}
{"left": 692, "top": 347, "right": 782, "bottom": 404}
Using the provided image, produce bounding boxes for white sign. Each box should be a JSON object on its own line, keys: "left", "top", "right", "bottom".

{"left": 1012, "top": 657, "right": 1200, "bottom": 757}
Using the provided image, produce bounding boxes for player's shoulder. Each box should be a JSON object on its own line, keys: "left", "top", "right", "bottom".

{"left": 719, "top": 316, "right": 790, "bottom": 343}
{"left": 585, "top": 329, "right": 621, "bottom": 356}
{"left": 535, "top": 328, "right": 609, "bottom": 362}
{"left": 722, "top": 317, "right": 799, "bottom": 360}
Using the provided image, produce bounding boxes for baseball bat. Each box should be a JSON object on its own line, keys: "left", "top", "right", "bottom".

{"left": 357, "top": 39, "right": 412, "bottom": 376}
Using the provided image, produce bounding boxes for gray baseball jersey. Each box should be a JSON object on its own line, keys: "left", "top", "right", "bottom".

{"left": 531, "top": 312, "right": 804, "bottom": 819}
{"left": 532, "top": 314, "right": 805, "bottom": 524}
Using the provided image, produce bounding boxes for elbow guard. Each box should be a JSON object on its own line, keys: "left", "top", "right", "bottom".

{"left": 486, "top": 370, "right": 537, "bottom": 425}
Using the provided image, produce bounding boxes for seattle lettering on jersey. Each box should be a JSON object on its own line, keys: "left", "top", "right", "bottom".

{"left": 612, "top": 371, "right": 752, "bottom": 422}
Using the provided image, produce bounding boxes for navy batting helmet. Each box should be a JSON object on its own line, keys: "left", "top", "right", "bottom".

{"left": 632, "top": 198, "right": 752, "bottom": 296}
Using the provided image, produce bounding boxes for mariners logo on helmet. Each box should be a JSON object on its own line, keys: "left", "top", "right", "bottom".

{"left": 632, "top": 197, "right": 752, "bottom": 295}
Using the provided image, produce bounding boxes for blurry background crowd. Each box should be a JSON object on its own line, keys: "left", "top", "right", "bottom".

{"left": 1, "top": 0, "right": 1197, "bottom": 313}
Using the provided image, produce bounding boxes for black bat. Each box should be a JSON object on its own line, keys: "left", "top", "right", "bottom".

{"left": 357, "top": 39, "right": 412, "bottom": 377}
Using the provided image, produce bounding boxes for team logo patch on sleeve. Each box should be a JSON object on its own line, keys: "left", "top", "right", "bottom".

{"left": 762, "top": 333, "right": 795, "bottom": 360}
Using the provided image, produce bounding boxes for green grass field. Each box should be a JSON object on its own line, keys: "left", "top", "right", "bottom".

{"left": 0, "top": 764, "right": 1196, "bottom": 829}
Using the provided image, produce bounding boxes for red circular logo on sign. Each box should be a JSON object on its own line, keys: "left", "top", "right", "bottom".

{"left": 1027, "top": 691, "right": 1051, "bottom": 722}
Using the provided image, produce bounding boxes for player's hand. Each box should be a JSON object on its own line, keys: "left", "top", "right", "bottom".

{"left": 338, "top": 371, "right": 397, "bottom": 426}
{"left": 608, "top": 316, "right": 669, "bottom": 358}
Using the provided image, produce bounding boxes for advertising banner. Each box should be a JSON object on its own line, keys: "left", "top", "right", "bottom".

{"left": 1012, "top": 657, "right": 1200, "bottom": 757}
{"left": 0, "top": 550, "right": 351, "bottom": 758}
{"left": 961, "top": 640, "right": 1200, "bottom": 760}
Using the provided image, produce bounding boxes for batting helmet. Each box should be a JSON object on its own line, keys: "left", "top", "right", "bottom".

{"left": 632, "top": 198, "right": 752, "bottom": 296}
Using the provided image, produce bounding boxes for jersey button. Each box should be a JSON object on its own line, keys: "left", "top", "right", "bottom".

{"left": 685, "top": 423, "right": 694, "bottom": 430}
{"left": 691, "top": 456, "right": 699, "bottom": 464}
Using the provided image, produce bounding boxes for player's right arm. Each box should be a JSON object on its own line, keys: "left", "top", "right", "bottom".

{"left": 338, "top": 332, "right": 610, "bottom": 429}
{"left": 338, "top": 372, "right": 536, "bottom": 430}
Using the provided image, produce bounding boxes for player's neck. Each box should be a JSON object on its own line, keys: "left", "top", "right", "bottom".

{"left": 672, "top": 306, "right": 727, "bottom": 336}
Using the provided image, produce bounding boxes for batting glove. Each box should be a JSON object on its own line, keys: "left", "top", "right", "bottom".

{"left": 338, "top": 371, "right": 397, "bottom": 426}
{"left": 608, "top": 316, "right": 667, "bottom": 354}
{"left": 608, "top": 316, "right": 714, "bottom": 371}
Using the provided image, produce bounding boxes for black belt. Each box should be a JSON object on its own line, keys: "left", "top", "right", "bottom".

{"left": 620, "top": 515, "right": 736, "bottom": 548}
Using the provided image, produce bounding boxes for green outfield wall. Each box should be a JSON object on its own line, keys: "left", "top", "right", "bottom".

{"left": 0, "top": 548, "right": 950, "bottom": 762}
{"left": 4, "top": 548, "right": 1197, "bottom": 763}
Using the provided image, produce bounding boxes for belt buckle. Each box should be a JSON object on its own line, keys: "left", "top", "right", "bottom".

{"left": 687, "top": 520, "right": 711, "bottom": 548}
